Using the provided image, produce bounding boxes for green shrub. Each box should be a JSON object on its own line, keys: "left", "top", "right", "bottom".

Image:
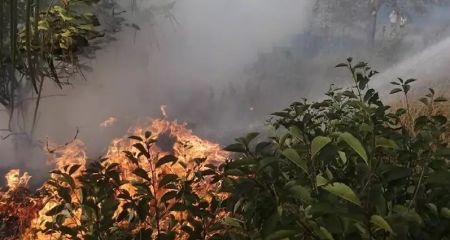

{"left": 221, "top": 58, "right": 450, "bottom": 239}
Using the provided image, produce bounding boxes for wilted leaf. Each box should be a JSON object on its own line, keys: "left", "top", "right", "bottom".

{"left": 434, "top": 96, "right": 448, "bottom": 102}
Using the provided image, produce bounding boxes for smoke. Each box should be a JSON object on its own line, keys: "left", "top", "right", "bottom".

{"left": 0, "top": 0, "right": 315, "bottom": 179}
{"left": 2, "top": 0, "right": 450, "bottom": 184}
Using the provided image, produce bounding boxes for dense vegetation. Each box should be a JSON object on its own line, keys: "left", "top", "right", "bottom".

{"left": 18, "top": 60, "right": 449, "bottom": 239}
{"left": 0, "top": 0, "right": 116, "bottom": 139}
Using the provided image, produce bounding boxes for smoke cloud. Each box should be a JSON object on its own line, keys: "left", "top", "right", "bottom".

{"left": 1, "top": 0, "right": 450, "bottom": 184}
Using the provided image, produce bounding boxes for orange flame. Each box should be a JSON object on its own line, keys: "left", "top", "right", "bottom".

{"left": 1, "top": 114, "right": 228, "bottom": 239}
{"left": 5, "top": 169, "right": 31, "bottom": 190}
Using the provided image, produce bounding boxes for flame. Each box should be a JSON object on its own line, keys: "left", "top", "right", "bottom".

{"left": 5, "top": 169, "right": 31, "bottom": 190}
{"left": 100, "top": 116, "right": 118, "bottom": 127}
{"left": 1, "top": 115, "right": 228, "bottom": 239}
{"left": 160, "top": 105, "right": 168, "bottom": 118}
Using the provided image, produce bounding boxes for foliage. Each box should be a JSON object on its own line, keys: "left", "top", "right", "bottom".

{"left": 32, "top": 131, "right": 229, "bottom": 240}
{"left": 0, "top": 0, "right": 105, "bottom": 137}
{"left": 222, "top": 58, "right": 450, "bottom": 239}
{"left": 7, "top": 59, "right": 450, "bottom": 239}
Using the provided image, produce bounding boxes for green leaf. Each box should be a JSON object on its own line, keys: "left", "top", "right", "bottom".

{"left": 223, "top": 143, "right": 246, "bottom": 153}
{"left": 156, "top": 155, "right": 178, "bottom": 168}
{"left": 382, "top": 167, "right": 411, "bottom": 183}
{"left": 311, "top": 136, "right": 332, "bottom": 158}
{"left": 338, "top": 151, "right": 347, "bottom": 164}
{"left": 335, "top": 63, "right": 348, "bottom": 68}
{"left": 318, "top": 226, "right": 334, "bottom": 240}
{"left": 288, "top": 185, "right": 312, "bottom": 204}
{"left": 322, "top": 182, "right": 361, "bottom": 206}
{"left": 390, "top": 88, "right": 402, "bottom": 94}
{"left": 169, "top": 203, "right": 185, "bottom": 212}
{"left": 426, "top": 171, "right": 450, "bottom": 185}
{"left": 222, "top": 217, "right": 242, "bottom": 228}
{"left": 159, "top": 174, "right": 179, "bottom": 188}
{"left": 289, "top": 126, "right": 303, "bottom": 140}
{"left": 59, "top": 226, "right": 78, "bottom": 237}
{"left": 354, "top": 62, "right": 367, "bottom": 69}
{"left": 78, "top": 24, "right": 94, "bottom": 31}
{"left": 405, "top": 78, "right": 416, "bottom": 84}
{"left": 38, "top": 20, "right": 50, "bottom": 30}
{"left": 46, "top": 204, "right": 65, "bottom": 216}
{"left": 375, "top": 136, "right": 399, "bottom": 150}
{"left": 133, "top": 168, "right": 151, "bottom": 182}
{"left": 281, "top": 148, "right": 307, "bottom": 172}
{"left": 440, "top": 208, "right": 450, "bottom": 219}
{"left": 133, "top": 143, "right": 150, "bottom": 158}
{"left": 161, "top": 191, "right": 178, "bottom": 202}
{"left": 57, "top": 187, "right": 72, "bottom": 203}
{"left": 316, "top": 175, "right": 328, "bottom": 187}
{"left": 245, "top": 132, "right": 260, "bottom": 143}
{"left": 370, "top": 215, "right": 393, "bottom": 233}
{"left": 339, "top": 132, "right": 368, "bottom": 165}
{"left": 265, "top": 230, "right": 297, "bottom": 240}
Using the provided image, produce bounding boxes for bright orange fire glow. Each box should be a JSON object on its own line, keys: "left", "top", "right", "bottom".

{"left": 1, "top": 115, "right": 228, "bottom": 239}
{"left": 5, "top": 169, "right": 31, "bottom": 190}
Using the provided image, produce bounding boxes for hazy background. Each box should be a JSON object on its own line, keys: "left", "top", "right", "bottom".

{"left": 1, "top": 0, "right": 450, "bottom": 184}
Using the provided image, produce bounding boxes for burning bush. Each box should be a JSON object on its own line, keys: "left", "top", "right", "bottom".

{"left": 1, "top": 60, "right": 450, "bottom": 239}
{"left": 1, "top": 119, "right": 231, "bottom": 239}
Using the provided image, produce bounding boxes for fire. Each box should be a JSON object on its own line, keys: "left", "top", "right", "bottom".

{"left": 1, "top": 115, "right": 228, "bottom": 239}
{"left": 100, "top": 116, "right": 118, "bottom": 127}
{"left": 160, "top": 105, "right": 168, "bottom": 118}
{"left": 5, "top": 169, "right": 31, "bottom": 190}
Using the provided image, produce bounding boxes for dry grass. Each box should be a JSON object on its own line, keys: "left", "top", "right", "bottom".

{"left": 390, "top": 92, "right": 450, "bottom": 143}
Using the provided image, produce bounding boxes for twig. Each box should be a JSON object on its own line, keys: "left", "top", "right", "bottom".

{"left": 44, "top": 127, "right": 80, "bottom": 153}
{"left": 16, "top": 94, "right": 66, "bottom": 105}
{"left": 1, "top": 131, "right": 27, "bottom": 140}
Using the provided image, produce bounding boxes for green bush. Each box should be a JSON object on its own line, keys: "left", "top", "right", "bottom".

{"left": 221, "top": 58, "right": 450, "bottom": 239}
